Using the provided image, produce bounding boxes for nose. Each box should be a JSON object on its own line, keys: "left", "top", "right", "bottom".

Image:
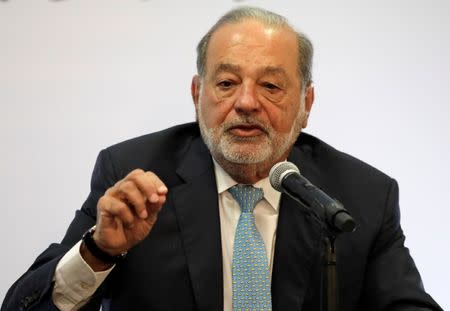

{"left": 234, "top": 82, "right": 260, "bottom": 115}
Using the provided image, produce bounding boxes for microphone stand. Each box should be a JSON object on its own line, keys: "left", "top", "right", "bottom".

{"left": 320, "top": 230, "right": 339, "bottom": 311}
{"left": 316, "top": 211, "right": 354, "bottom": 311}
{"left": 301, "top": 205, "right": 354, "bottom": 311}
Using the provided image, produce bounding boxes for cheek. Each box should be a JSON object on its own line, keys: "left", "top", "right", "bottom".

{"left": 264, "top": 102, "right": 301, "bottom": 134}
{"left": 199, "top": 92, "right": 234, "bottom": 127}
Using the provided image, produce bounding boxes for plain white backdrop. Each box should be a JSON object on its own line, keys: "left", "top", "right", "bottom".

{"left": 1, "top": 0, "right": 449, "bottom": 309}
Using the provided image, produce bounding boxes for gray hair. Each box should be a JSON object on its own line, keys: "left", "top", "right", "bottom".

{"left": 196, "top": 6, "right": 313, "bottom": 88}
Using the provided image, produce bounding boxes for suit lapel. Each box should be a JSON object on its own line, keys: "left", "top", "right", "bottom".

{"left": 170, "top": 133, "right": 327, "bottom": 310}
{"left": 271, "top": 144, "right": 325, "bottom": 310}
{"left": 172, "top": 137, "right": 223, "bottom": 311}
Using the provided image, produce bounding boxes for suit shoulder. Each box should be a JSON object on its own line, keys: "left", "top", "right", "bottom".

{"left": 107, "top": 122, "right": 199, "bottom": 153}
{"left": 100, "top": 122, "right": 200, "bottom": 178}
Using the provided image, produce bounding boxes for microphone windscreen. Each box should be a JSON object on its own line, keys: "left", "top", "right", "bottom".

{"left": 269, "top": 161, "right": 300, "bottom": 191}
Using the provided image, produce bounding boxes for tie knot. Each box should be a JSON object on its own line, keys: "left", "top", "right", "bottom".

{"left": 228, "top": 184, "right": 264, "bottom": 213}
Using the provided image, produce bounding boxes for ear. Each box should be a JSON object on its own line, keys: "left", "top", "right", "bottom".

{"left": 191, "top": 75, "right": 200, "bottom": 108}
{"left": 302, "top": 84, "right": 315, "bottom": 128}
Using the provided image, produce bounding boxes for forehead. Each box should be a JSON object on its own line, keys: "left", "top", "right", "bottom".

{"left": 205, "top": 20, "right": 299, "bottom": 78}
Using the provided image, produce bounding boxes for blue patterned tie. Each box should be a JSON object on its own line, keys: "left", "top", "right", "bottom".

{"left": 229, "top": 184, "right": 272, "bottom": 311}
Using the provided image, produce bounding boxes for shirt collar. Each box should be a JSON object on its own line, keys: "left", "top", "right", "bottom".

{"left": 213, "top": 159, "right": 281, "bottom": 212}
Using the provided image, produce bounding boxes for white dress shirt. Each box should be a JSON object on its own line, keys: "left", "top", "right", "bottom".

{"left": 52, "top": 161, "right": 281, "bottom": 311}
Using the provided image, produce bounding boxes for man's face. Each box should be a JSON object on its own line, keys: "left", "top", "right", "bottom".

{"left": 192, "top": 20, "right": 314, "bottom": 169}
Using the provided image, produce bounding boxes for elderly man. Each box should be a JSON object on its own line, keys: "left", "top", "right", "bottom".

{"left": 1, "top": 6, "right": 442, "bottom": 311}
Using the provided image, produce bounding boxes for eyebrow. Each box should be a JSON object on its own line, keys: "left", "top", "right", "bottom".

{"left": 262, "top": 66, "right": 288, "bottom": 77}
{"left": 212, "top": 63, "right": 288, "bottom": 77}
{"left": 213, "top": 63, "right": 241, "bottom": 76}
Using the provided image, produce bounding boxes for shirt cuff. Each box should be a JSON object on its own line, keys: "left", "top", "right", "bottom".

{"left": 52, "top": 240, "right": 114, "bottom": 311}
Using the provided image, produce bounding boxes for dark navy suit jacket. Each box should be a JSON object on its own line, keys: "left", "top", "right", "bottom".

{"left": 1, "top": 123, "right": 442, "bottom": 311}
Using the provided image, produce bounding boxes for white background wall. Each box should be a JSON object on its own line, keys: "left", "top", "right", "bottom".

{"left": 1, "top": 0, "right": 449, "bottom": 309}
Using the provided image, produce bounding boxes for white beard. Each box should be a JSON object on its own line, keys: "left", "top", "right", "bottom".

{"left": 197, "top": 100, "right": 305, "bottom": 166}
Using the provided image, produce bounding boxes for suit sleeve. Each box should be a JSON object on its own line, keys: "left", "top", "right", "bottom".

{"left": 362, "top": 179, "right": 442, "bottom": 311}
{"left": 1, "top": 150, "right": 118, "bottom": 311}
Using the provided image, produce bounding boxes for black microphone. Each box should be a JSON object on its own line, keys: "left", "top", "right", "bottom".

{"left": 269, "top": 162, "right": 356, "bottom": 233}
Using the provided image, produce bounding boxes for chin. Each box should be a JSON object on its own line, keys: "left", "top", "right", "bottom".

{"left": 220, "top": 145, "right": 273, "bottom": 165}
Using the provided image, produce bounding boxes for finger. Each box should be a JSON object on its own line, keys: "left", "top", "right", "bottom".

{"left": 150, "top": 173, "right": 168, "bottom": 195}
{"left": 114, "top": 180, "right": 148, "bottom": 219}
{"left": 130, "top": 171, "right": 168, "bottom": 205}
{"left": 145, "top": 192, "right": 166, "bottom": 220}
{"left": 126, "top": 168, "right": 145, "bottom": 179}
{"left": 158, "top": 195, "right": 167, "bottom": 205}
{"left": 145, "top": 171, "right": 168, "bottom": 199}
{"left": 126, "top": 169, "right": 168, "bottom": 196}
{"left": 143, "top": 183, "right": 167, "bottom": 225}
{"left": 97, "top": 196, "right": 135, "bottom": 228}
{"left": 144, "top": 200, "right": 163, "bottom": 227}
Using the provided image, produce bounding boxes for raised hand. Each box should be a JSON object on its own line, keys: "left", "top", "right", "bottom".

{"left": 81, "top": 169, "right": 167, "bottom": 270}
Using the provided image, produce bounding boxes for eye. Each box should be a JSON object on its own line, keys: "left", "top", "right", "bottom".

{"left": 217, "top": 80, "right": 234, "bottom": 89}
{"left": 260, "top": 80, "right": 285, "bottom": 102}
{"left": 263, "top": 82, "right": 279, "bottom": 90}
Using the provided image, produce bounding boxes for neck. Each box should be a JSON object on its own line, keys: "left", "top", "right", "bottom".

{"left": 213, "top": 152, "right": 290, "bottom": 184}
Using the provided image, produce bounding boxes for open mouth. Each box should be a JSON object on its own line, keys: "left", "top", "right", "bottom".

{"left": 227, "top": 124, "right": 267, "bottom": 137}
